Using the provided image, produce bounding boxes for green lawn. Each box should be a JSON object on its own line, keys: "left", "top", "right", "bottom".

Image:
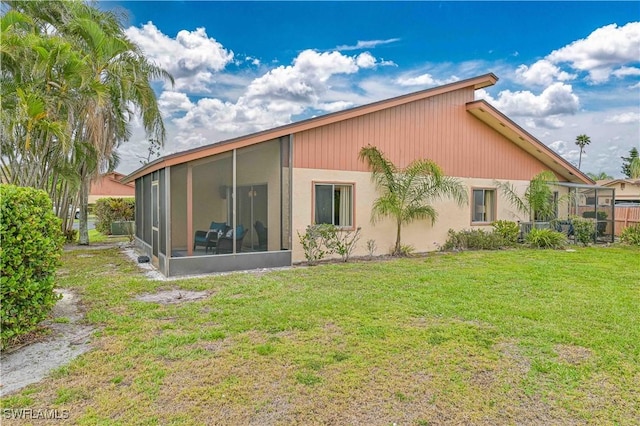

{"left": 2, "top": 246, "right": 639, "bottom": 424}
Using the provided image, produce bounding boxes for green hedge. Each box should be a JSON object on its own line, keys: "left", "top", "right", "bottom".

{"left": 1, "top": 184, "right": 64, "bottom": 348}
{"left": 620, "top": 223, "right": 640, "bottom": 246}
{"left": 94, "top": 197, "right": 134, "bottom": 235}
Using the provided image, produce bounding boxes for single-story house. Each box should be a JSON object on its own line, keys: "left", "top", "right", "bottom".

{"left": 90, "top": 171, "right": 135, "bottom": 204}
{"left": 123, "top": 73, "right": 595, "bottom": 277}
{"left": 596, "top": 179, "right": 640, "bottom": 204}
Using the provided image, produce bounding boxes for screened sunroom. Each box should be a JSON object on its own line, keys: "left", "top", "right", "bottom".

{"left": 134, "top": 137, "right": 292, "bottom": 276}
{"left": 562, "top": 182, "right": 616, "bottom": 243}
{"left": 516, "top": 182, "right": 615, "bottom": 244}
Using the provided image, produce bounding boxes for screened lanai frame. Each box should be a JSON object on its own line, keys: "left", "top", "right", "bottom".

{"left": 134, "top": 136, "right": 293, "bottom": 276}
{"left": 558, "top": 182, "right": 616, "bottom": 244}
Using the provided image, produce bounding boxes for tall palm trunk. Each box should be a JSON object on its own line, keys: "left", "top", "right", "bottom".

{"left": 78, "top": 175, "right": 90, "bottom": 245}
{"left": 394, "top": 220, "right": 402, "bottom": 256}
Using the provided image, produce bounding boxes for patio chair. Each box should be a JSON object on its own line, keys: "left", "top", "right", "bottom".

{"left": 254, "top": 220, "right": 268, "bottom": 251}
{"left": 215, "top": 225, "right": 247, "bottom": 254}
{"left": 194, "top": 221, "right": 228, "bottom": 253}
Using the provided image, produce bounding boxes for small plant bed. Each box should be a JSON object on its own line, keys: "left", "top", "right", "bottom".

{"left": 1, "top": 246, "right": 638, "bottom": 424}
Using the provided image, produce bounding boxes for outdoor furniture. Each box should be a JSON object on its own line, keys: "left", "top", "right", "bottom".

{"left": 194, "top": 221, "right": 228, "bottom": 253}
{"left": 216, "top": 225, "right": 247, "bottom": 254}
{"left": 254, "top": 220, "right": 268, "bottom": 251}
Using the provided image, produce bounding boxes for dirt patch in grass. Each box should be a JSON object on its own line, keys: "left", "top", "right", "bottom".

{"left": 134, "top": 290, "right": 210, "bottom": 305}
{"left": 555, "top": 344, "right": 593, "bottom": 365}
{"left": 0, "top": 289, "right": 93, "bottom": 396}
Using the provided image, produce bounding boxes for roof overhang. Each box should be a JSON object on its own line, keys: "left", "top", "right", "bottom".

{"left": 466, "top": 100, "right": 594, "bottom": 185}
{"left": 597, "top": 178, "right": 640, "bottom": 187}
{"left": 122, "top": 73, "right": 499, "bottom": 183}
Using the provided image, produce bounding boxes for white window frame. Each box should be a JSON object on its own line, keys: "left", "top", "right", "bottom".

{"left": 313, "top": 182, "right": 354, "bottom": 228}
{"left": 471, "top": 188, "right": 496, "bottom": 224}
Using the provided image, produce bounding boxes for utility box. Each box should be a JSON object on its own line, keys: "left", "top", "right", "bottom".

{"left": 111, "top": 221, "right": 135, "bottom": 236}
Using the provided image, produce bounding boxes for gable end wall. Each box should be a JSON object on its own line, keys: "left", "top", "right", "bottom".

{"left": 293, "top": 87, "right": 553, "bottom": 181}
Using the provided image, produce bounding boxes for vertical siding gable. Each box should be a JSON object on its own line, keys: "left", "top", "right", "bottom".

{"left": 293, "top": 87, "right": 552, "bottom": 180}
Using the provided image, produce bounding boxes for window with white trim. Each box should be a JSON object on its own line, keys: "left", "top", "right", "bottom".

{"left": 471, "top": 188, "right": 495, "bottom": 223}
{"left": 314, "top": 183, "right": 353, "bottom": 227}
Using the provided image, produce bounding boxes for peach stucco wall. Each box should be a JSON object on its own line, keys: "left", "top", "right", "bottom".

{"left": 293, "top": 88, "right": 552, "bottom": 181}
{"left": 89, "top": 174, "right": 135, "bottom": 203}
{"left": 291, "top": 168, "right": 538, "bottom": 263}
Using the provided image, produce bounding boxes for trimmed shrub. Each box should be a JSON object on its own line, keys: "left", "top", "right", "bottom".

{"left": 582, "top": 211, "right": 608, "bottom": 236}
{"left": 1, "top": 184, "right": 64, "bottom": 348}
{"left": 443, "top": 228, "right": 507, "bottom": 251}
{"left": 94, "top": 197, "right": 134, "bottom": 235}
{"left": 620, "top": 223, "right": 640, "bottom": 246}
{"left": 492, "top": 220, "right": 520, "bottom": 246}
{"left": 526, "top": 228, "right": 566, "bottom": 249}
{"left": 570, "top": 216, "right": 596, "bottom": 246}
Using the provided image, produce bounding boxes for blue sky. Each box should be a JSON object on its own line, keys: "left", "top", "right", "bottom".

{"left": 104, "top": 1, "right": 640, "bottom": 178}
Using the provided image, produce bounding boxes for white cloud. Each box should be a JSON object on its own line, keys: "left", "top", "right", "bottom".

{"left": 515, "top": 59, "right": 576, "bottom": 86}
{"left": 484, "top": 82, "right": 580, "bottom": 119}
{"left": 612, "top": 66, "right": 640, "bottom": 78}
{"left": 547, "top": 22, "right": 640, "bottom": 83}
{"left": 525, "top": 116, "right": 566, "bottom": 129}
{"left": 604, "top": 112, "right": 640, "bottom": 124}
{"left": 163, "top": 49, "right": 391, "bottom": 146}
{"left": 158, "top": 91, "right": 194, "bottom": 116}
{"left": 336, "top": 38, "right": 401, "bottom": 51}
{"left": 355, "top": 52, "right": 377, "bottom": 69}
{"left": 316, "top": 101, "right": 355, "bottom": 112}
{"left": 125, "top": 22, "right": 234, "bottom": 92}
{"left": 396, "top": 73, "right": 460, "bottom": 87}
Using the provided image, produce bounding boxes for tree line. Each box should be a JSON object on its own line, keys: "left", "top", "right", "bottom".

{"left": 0, "top": 0, "right": 172, "bottom": 243}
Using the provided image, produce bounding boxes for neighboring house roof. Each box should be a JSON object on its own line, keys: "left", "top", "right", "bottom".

{"left": 91, "top": 172, "right": 135, "bottom": 197}
{"left": 123, "top": 73, "right": 592, "bottom": 185}
{"left": 596, "top": 178, "right": 640, "bottom": 187}
{"left": 596, "top": 179, "right": 640, "bottom": 202}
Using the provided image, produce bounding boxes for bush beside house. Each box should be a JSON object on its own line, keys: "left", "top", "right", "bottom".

{"left": 0, "top": 185, "right": 64, "bottom": 348}
{"left": 94, "top": 197, "right": 135, "bottom": 235}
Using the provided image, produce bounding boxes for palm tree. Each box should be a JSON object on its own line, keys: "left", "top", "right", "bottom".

{"left": 358, "top": 145, "right": 467, "bottom": 256}
{"left": 60, "top": 4, "right": 172, "bottom": 244}
{"left": 575, "top": 134, "right": 591, "bottom": 170}
{"left": 495, "top": 170, "right": 560, "bottom": 223}
{"left": 586, "top": 171, "right": 613, "bottom": 181}
{"left": 3, "top": 1, "right": 173, "bottom": 244}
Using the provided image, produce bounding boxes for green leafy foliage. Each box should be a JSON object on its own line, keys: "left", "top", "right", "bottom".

{"left": 570, "top": 216, "right": 596, "bottom": 246}
{"left": 322, "top": 226, "right": 362, "bottom": 262}
{"left": 581, "top": 211, "right": 607, "bottom": 220}
{"left": 298, "top": 225, "right": 331, "bottom": 265}
{"left": 491, "top": 220, "right": 520, "bottom": 246}
{"left": 495, "top": 171, "right": 561, "bottom": 222}
{"left": 525, "top": 228, "right": 566, "bottom": 249}
{"left": 620, "top": 223, "right": 640, "bottom": 246}
{"left": 298, "top": 224, "right": 362, "bottom": 264}
{"left": 581, "top": 211, "right": 607, "bottom": 236}
{"left": 94, "top": 197, "right": 134, "bottom": 235}
{"left": 359, "top": 145, "right": 467, "bottom": 256}
{"left": 0, "top": 184, "right": 64, "bottom": 348}
{"left": 442, "top": 228, "right": 508, "bottom": 251}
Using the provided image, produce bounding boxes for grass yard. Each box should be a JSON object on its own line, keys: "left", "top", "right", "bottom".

{"left": 2, "top": 246, "right": 639, "bottom": 424}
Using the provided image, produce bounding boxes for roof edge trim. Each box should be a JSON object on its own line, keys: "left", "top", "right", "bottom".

{"left": 123, "top": 73, "right": 498, "bottom": 183}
